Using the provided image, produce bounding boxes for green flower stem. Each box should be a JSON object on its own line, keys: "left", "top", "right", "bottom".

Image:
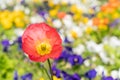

{"left": 47, "top": 59, "right": 53, "bottom": 80}
{"left": 41, "top": 64, "right": 51, "bottom": 80}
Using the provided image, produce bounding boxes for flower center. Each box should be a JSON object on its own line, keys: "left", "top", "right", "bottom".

{"left": 36, "top": 42, "right": 52, "bottom": 56}
{"left": 74, "top": 58, "right": 78, "bottom": 63}
{"left": 70, "top": 30, "right": 78, "bottom": 39}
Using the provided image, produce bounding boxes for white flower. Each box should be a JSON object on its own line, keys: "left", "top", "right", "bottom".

{"left": 62, "top": 15, "right": 74, "bottom": 28}
{"left": 73, "top": 44, "right": 85, "bottom": 55}
{"left": 24, "top": 8, "right": 30, "bottom": 15}
{"left": 99, "top": 52, "right": 109, "bottom": 64}
{"left": 109, "top": 36, "right": 120, "bottom": 47}
{"left": 92, "top": 56, "right": 97, "bottom": 62}
{"left": 111, "top": 70, "right": 119, "bottom": 79}
{"left": 14, "top": 29, "right": 24, "bottom": 36}
{"left": 86, "top": 40, "right": 97, "bottom": 52}
{"left": 0, "top": 0, "right": 6, "bottom": 9}
{"left": 66, "top": 26, "right": 83, "bottom": 41}
{"left": 95, "top": 65, "right": 107, "bottom": 75}
{"left": 53, "top": 0, "right": 60, "bottom": 4}
{"left": 14, "top": 4, "right": 24, "bottom": 11}
{"left": 95, "top": 44, "right": 104, "bottom": 53}
{"left": 30, "top": 15, "right": 44, "bottom": 23}
{"left": 118, "top": 69, "right": 120, "bottom": 79}
{"left": 103, "top": 36, "right": 120, "bottom": 47}
{"left": 61, "top": 0, "right": 69, "bottom": 4}
{"left": 59, "top": 29, "right": 65, "bottom": 43}
{"left": 53, "top": 19, "right": 62, "bottom": 28}
{"left": 68, "top": 0, "right": 76, "bottom": 4}
{"left": 84, "top": 60, "right": 90, "bottom": 67}
{"left": 86, "top": 41, "right": 104, "bottom": 53}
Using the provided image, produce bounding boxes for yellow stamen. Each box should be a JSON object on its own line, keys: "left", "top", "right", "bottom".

{"left": 70, "top": 30, "right": 78, "bottom": 39}
{"left": 36, "top": 42, "right": 52, "bottom": 56}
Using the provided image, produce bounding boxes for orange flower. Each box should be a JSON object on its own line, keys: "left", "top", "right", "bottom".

{"left": 57, "top": 12, "right": 66, "bottom": 19}
{"left": 103, "top": 18, "right": 109, "bottom": 25}
{"left": 22, "top": 23, "right": 62, "bottom": 62}
{"left": 93, "top": 18, "right": 100, "bottom": 26}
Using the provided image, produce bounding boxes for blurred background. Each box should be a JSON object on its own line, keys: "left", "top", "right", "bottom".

{"left": 0, "top": 0, "right": 120, "bottom": 80}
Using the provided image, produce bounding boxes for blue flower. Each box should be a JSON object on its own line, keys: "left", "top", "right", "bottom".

{"left": 62, "top": 71, "right": 80, "bottom": 80}
{"left": 57, "top": 49, "right": 71, "bottom": 61}
{"left": 85, "top": 69, "right": 97, "bottom": 79}
{"left": 64, "top": 37, "right": 73, "bottom": 51}
{"left": 1, "top": 39, "right": 10, "bottom": 52}
{"left": 68, "top": 54, "right": 84, "bottom": 66}
{"left": 102, "top": 76, "right": 114, "bottom": 80}
{"left": 62, "top": 71, "right": 71, "bottom": 80}
{"left": 69, "top": 73, "right": 81, "bottom": 80}
{"left": 110, "top": 19, "right": 120, "bottom": 27}
{"left": 17, "top": 36, "right": 22, "bottom": 49}
{"left": 52, "top": 66, "right": 61, "bottom": 78}
{"left": 21, "top": 73, "right": 33, "bottom": 80}
{"left": 14, "top": 71, "right": 18, "bottom": 80}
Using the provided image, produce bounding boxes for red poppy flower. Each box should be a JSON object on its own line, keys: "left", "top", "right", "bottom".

{"left": 22, "top": 23, "right": 62, "bottom": 62}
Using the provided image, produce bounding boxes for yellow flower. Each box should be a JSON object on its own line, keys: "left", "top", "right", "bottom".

{"left": 14, "top": 18, "right": 25, "bottom": 28}
{"left": 1, "top": 19, "right": 13, "bottom": 29}
{"left": 82, "top": 0, "right": 86, "bottom": 3}
{"left": 88, "top": 9, "right": 94, "bottom": 14}
{"left": 112, "top": 12, "right": 120, "bottom": 19}
{"left": 48, "top": 1, "right": 54, "bottom": 7}
{"left": 73, "top": 14, "right": 81, "bottom": 21}
{"left": 55, "top": 5, "right": 60, "bottom": 10}
{"left": 98, "top": 24, "right": 108, "bottom": 30}
{"left": 0, "top": 10, "right": 28, "bottom": 29}
{"left": 70, "top": 5, "right": 78, "bottom": 13}
{"left": 0, "top": 10, "right": 10, "bottom": 19}
{"left": 76, "top": 9, "right": 83, "bottom": 14}
{"left": 61, "top": 1, "right": 67, "bottom": 6}
{"left": 97, "top": 12, "right": 104, "bottom": 18}
{"left": 53, "top": 76, "right": 61, "bottom": 80}
{"left": 39, "top": 77, "right": 44, "bottom": 80}
{"left": 86, "top": 27, "right": 93, "bottom": 34}
{"left": 49, "top": 9, "right": 58, "bottom": 17}
{"left": 82, "top": 17, "right": 88, "bottom": 24}
{"left": 13, "top": 10, "right": 25, "bottom": 18}
{"left": 33, "top": 0, "right": 40, "bottom": 3}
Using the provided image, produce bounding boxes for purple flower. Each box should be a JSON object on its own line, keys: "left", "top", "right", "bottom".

{"left": 39, "top": 11, "right": 46, "bottom": 17}
{"left": 85, "top": 69, "right": 97, "bottom": 79}
{"left": 21, "top": 73, "right": 32, "bottom": 80}
{"left": 21, "top": 0, "right": 25, "bottom": 4}
{"left": 14, "top": 71, "right": 18, "bottom": 80}
{"left": 69, "top": 73, "right": 81, "bottom": 80}
{"left": 17, "top": 37, "right": 22, "bottom": 44}
{"left": 102, "top": 76, "right": 114, "bottom": 80}
{"left": 68, "top": 55, "right": 84, "bottom": 66}
{"left": 62, "top": 71, "right": 81, "bottom": 80}
{"left": 37, "top": 10, "right": 47, "bottom": 21}
{"left": 110, "top": 19, "right": 120, "bottom": 27}
{"left": 1, "top": 39, "right": 10, "bottom": 47}
{"left": 64, "top": 37, "right": 73, "bottom": 51}
{"left": 1, "top": 39, "right": 10, "bottom": 52}
{"left": 62, "top": 71, "right": 71, "bottom": 80}
{"left": 57, "top": 49, "right": 71, "bottom": 61}
{"left": 17, "top": 36, "right": 22, "bottom": 49}
{"left": 64, "top": 37, "right": 71, "bottom": 43}
{"left": 52, "top": 66, "right": 61, "bottom": 78}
